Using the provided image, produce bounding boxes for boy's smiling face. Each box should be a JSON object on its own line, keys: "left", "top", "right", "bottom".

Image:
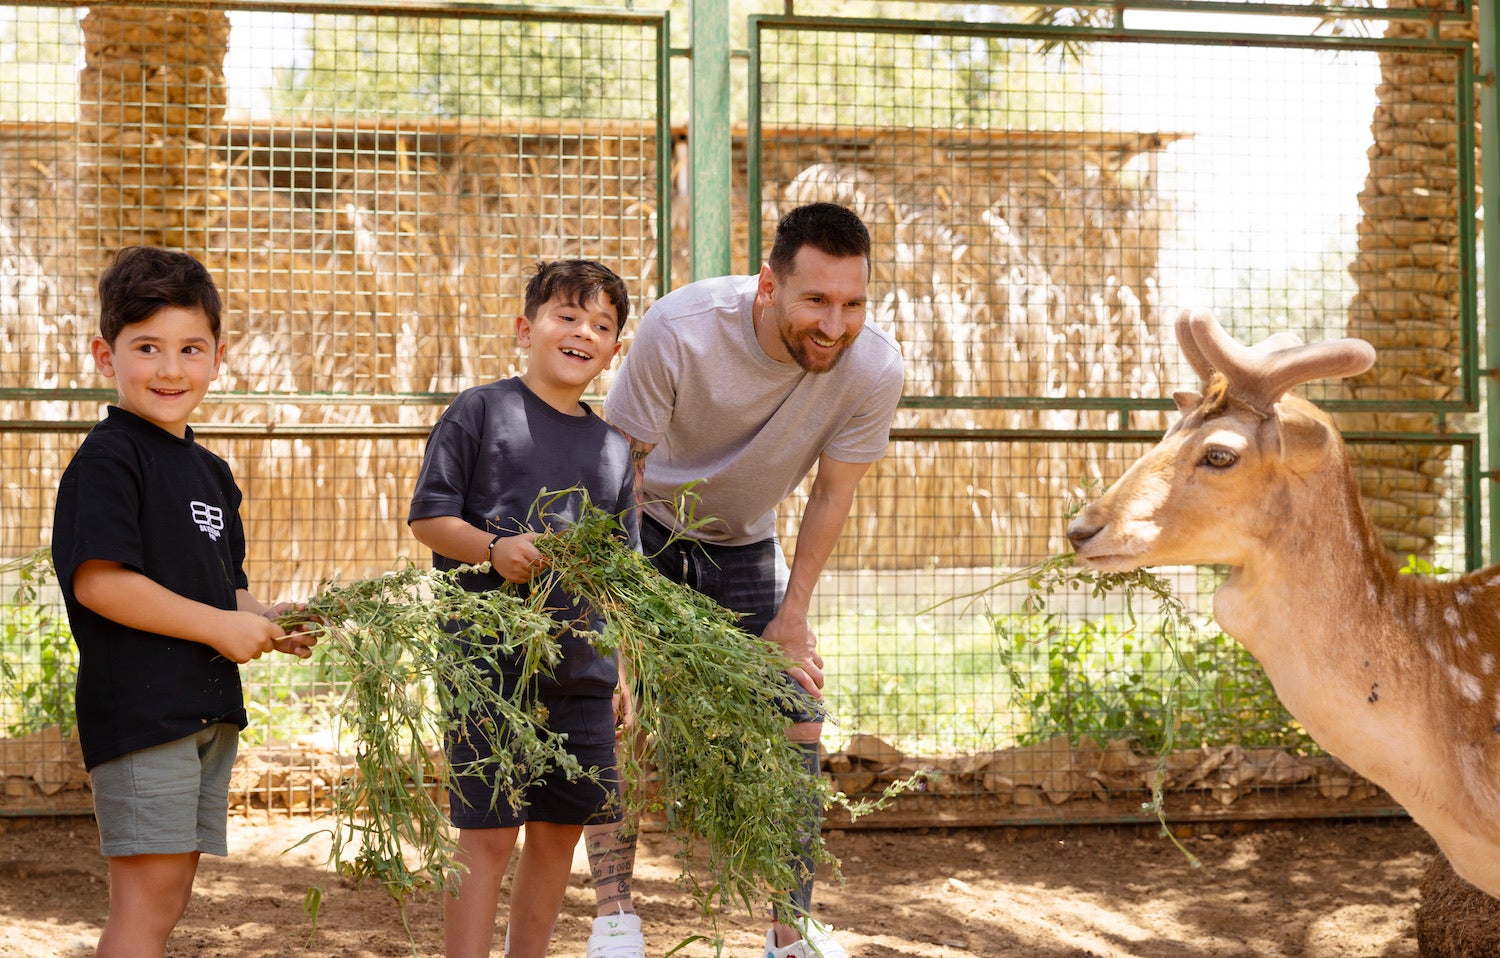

{"left": 91, "top": 305, "right": 224, "bottom": 438}
{"left": 517, "top": 293, "right": 621, "bottom": 413}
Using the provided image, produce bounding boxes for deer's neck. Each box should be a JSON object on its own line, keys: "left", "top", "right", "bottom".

{"left": 1211, "top": 465, "right": 1500, "bottom": 818}
{"left": 1211, "top": 467, "right": 1404, "bottom": 740}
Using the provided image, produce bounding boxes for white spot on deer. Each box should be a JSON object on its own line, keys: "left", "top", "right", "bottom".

{"left": 1449, "top": 664, "right": 1483, "bottom": 703}
{"left": 1483, "top": 653, "right": 1496, "bottom": 676}
{"left": 1445, "top": 607, "right": 1463, "bottom": 629}
{"left": 1456, "top": 589, "right": 1475, "bottom": 607}
{"left": 1426, "top": 638, "right": 1447, "bottom": 663}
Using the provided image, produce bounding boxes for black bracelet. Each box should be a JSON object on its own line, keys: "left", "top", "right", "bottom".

{"left": 485, "top": 533, "right": 501, "bottom": 558}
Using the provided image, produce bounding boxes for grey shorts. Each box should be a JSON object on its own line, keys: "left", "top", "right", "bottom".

{"left": 89, "top": 723, "right": 239, "bottom": 858}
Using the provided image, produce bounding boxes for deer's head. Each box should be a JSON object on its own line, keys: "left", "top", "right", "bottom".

{"left": 1066, "top": 309, "right": 1376, "bottom": 572}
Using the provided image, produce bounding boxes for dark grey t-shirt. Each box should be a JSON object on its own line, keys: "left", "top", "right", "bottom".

{"left": 408, "top": 377, "right": 637, "bottom": 694}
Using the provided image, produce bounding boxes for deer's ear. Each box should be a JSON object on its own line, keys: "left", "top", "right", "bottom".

{"left": 1273, "top": 399, "right": 1339, "bottom": 476}
{"left": 1172, "top": 390, "right": 1203, "bottom": 415}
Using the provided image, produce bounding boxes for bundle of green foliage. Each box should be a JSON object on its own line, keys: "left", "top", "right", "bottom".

{"left": 277, "top": 560, "right": 577, "bottom": 914}
{"left": 533, "top": 495, "right": 838, "bottom": 920}
{"left": 286, "top": 493, "right": 885, "bottom": 939}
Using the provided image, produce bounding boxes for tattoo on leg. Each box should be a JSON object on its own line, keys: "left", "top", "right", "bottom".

{"left": 587, "top": 826, "right": 639, "bottom": 911}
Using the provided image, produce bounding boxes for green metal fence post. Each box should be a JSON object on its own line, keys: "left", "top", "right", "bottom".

{"left": 1483, "top": 0, "right": 1500, "bottom": 562}
{"left": 689, "top": 0, "right": 733, "bottom": 280}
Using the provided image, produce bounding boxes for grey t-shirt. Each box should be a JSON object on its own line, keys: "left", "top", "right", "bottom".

{"left": 603, "top": 274, "right": 904, "bottom": 545}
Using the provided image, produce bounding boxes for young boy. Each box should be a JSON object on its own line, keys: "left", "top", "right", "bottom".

{"left": 50, "top": 246, "right": 315, "bottom": 957}
{"left": 408, "top": 259, "right": 639, "bottom": 958}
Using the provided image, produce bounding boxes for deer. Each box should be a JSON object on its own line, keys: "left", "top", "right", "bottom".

{"left": 1066, "top": 308, "right": 1500, "bottom": 901}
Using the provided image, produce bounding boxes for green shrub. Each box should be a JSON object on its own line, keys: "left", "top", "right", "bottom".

{"left": 994, "top": 612, "right": 1313, "bottom": 753}
{"left": 0, "top": 605, "right": 76, "bottom": 736}
{"left": 1, "top": 548, "right": 76, "bottom": 736}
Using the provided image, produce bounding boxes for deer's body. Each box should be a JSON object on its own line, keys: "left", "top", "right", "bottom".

{"left": 1068, "top": 311, "right": 1500, "bottom": 899}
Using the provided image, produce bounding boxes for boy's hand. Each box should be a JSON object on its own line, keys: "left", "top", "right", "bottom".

{"left": 490, "top": 532, "right": 547, "bottom": 584}
{"left": 214, "top": 610, "right": 284, "bottom": 664}
{"left": 264, "top": 602, "right": 318, "bottom": 659}
{"left": 613, "top": 682, "right": 635, "bottom": 732}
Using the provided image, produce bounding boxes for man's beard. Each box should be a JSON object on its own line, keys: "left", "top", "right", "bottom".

{"left": 781, "top": 326, "right": 852, "bottom": 373}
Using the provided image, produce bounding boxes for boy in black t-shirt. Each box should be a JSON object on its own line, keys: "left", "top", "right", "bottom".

{"left": 408, "top": 260, "right": 638, "bottom": 958}
{"left": 51, "top": 247, "right": 314, "bottom": 957}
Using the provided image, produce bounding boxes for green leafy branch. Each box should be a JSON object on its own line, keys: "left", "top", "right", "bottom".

{"left": 533, "top": 491, "right": 919, "bottom": 941}
{"left": 277, "top": 561, "right": 577, "bottom": 918}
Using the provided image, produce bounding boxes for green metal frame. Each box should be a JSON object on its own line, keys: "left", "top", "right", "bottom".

{"left": 1480, "top": 0, "right": 1500, "bottom": 561}
{"left": 688, "top": 0, "right": 732, "bottom": 280}
{"left": 747, "top": 12, "right": 1485, "bottom": 571}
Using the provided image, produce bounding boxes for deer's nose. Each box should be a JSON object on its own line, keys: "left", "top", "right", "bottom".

{"left": 1066, "top": 519, "right": 1100, "bottom": 550}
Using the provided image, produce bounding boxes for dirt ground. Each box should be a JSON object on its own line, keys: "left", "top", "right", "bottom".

{"left": 0, "top": 812, "right": 1435, "bottom": 957}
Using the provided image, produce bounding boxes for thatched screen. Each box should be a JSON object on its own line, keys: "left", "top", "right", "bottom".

{"left": 3, "top": 117, "right": 1177, "bottom": 589}
{"left": 3, "top": 115, "right": 664, "bottom": 595}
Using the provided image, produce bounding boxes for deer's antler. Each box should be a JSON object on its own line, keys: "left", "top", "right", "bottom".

{"left": 1176, "top": 308, "right": 1375, "bottom": 412}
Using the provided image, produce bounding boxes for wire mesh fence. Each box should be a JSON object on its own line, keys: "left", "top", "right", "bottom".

{"left": 0, "top": 1, "right": 1480, "bottom": 826}
{"left": 750, "top": 13, "right": 1476, "bottom": 824}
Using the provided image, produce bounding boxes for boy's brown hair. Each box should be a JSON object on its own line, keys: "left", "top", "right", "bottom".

{"left": 97, "top": 246, "right": 224, "bottom": 345}
{"left": 522, "top": 260, "right": 631, "bottom": 335}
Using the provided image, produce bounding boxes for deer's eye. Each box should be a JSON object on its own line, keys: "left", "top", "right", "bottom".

{"left": 1202, "top": 447, "right": 1238, "bottom": 469}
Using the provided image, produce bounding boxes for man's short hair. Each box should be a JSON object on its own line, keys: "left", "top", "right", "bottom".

{"left": 523, "top": 260, "right": 632, "bottom": 335}
{"left": 767, "top": 202, "right": 871, "bottom": 277}
{"left": 97, "top": 247, "right": 223, "bottom": 345}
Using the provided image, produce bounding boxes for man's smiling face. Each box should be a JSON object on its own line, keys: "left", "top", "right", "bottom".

{"left": 759, "top": 245, "right": 869, "bottom": 373}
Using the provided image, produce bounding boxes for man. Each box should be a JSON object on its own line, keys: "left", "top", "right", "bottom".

{"left": 583, "top": 202, "right": 905, "bottom": 958}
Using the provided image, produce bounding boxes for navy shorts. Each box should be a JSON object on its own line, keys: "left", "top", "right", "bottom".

{"left": 447, "top": 692, "right": 621, "bottom": 829}
{"left": 641, "top": 513, "right": 825, "bottom": 725}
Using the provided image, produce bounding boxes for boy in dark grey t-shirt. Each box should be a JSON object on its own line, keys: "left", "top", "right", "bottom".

{"left": 408, "top": 259, "right": 638, "bottom": 958}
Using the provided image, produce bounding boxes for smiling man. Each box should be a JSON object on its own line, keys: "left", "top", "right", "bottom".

{"left": 584, "top": 203, "right": 905, "bottom": 958}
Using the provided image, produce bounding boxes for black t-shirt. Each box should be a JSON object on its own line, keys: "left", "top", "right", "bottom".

{"left": 408, "top": 377, "right": 638, "bottom": 695}
{"left": 51, "top": 407, "right": 250, "bottom": 770}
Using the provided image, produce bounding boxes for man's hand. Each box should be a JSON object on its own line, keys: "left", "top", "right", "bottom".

{"left": 762, "top": 611, "right": 824, "bottom": 697}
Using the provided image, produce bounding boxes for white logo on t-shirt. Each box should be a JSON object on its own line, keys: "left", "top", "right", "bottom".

{"left": 191, "top": 501, "right": 225, "bottom": 541}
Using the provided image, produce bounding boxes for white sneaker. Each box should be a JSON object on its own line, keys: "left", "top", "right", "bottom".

{"left": 587, "top": 909, "right": 645, "bottom": 958}
{"left": 763, "top": 919, "right": 851, "bottom": 958}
